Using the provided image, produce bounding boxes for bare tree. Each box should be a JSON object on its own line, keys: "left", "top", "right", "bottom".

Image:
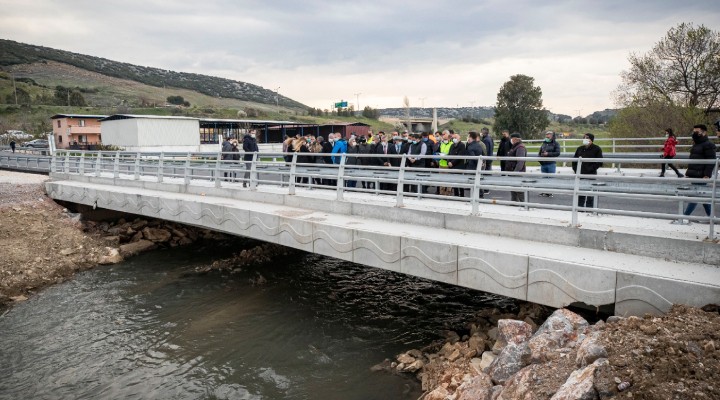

{"left": 618, "top": 23, "right": 720, "bottom": 113}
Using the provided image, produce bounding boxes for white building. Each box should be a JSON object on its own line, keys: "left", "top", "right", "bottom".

{"left": 100, "top": 115, "right": 218, "bottom": 152}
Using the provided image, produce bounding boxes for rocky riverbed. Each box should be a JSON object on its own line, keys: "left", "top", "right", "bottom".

{"left": 385, "top": 304, "right": 720, "bottom": 399}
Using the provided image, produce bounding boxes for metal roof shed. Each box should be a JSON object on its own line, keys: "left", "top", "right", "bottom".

{"left": 99, "top": 114, "right": 201, "bottom": 152}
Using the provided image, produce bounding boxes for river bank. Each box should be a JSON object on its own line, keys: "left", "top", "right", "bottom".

{"left": 2, "top": 171, "right": 719, "bottom": 399}
{"left": 0, "top": 170, "right": 241, "bottom": 307}
{"left": 386, "top": 304, "right": 720, "bottom": 399}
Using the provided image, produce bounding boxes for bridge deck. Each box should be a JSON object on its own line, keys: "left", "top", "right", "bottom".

{"left": 46, "top": 173, "right": 720, "bottom": 316}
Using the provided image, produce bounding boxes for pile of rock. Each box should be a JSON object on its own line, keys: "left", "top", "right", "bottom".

{"left": 86, "top": 217, "right": 230, "bottom": 265}
{"left": 195, "top": 243, "right": 298, "bottom": 275}
{"left": 391, "top": 306, "right": 622, "bottom": 400}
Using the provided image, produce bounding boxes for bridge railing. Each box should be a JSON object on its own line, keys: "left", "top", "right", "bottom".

{"left": 49, "top": 150, "right": 720, "bottom": 239}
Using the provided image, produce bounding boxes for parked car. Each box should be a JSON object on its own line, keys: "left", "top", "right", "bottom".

{"left": 23, "top": 139, "right": 49, "bottom": 148}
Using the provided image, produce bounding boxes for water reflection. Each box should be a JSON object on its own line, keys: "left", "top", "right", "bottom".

{"left": 0, "top": 241, "right": 514, "bottom": 399}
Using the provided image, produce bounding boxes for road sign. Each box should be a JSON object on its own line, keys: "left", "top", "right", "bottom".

{"left": 334, "top": 101, "right": 348, "bottom": 108}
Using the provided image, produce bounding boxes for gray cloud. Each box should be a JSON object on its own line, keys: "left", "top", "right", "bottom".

{"left": 1, "top": 0, "right": 719, "bottom": 114}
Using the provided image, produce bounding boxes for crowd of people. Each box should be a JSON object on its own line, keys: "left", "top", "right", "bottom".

{"left": 223, "top": 124, "right": 716, "bottom": 219}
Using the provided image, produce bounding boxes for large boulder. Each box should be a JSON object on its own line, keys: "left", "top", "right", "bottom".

{"left": 526, "top": 309, "right": 589, "bottom": 364}
{"left": 142, "top": 227, "right": 172, "bottom": 242}
{"left": 498, "top": 363, "right": 545, "bottom": 400}
{"left": 550, "top": 358, "right": 608, "bottom": 400}
{"left": 576, "top": 332, "right": 607, "bottom": 368}
{"left": 98, "top": 247, "right": 123, "bottom": 265}
{"left": 455, "top": 373, "right": 494, "bottom": 400}
{"left": 119, "top": 240, "right": 156, "bottom": 257}
{"left": 493, "top": 319, "right": 533, "bottom": 354}
{"left": 488, "top": 341, "right": 531, "bottom": 385}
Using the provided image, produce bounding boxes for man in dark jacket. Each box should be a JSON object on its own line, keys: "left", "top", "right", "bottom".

{"left": 465, "top": 131, "right": 485, "bottom": 198}
{"left": 538, "top": 130, "right": 561, "bottom": 197}
{"left": 572, "top": 133, "right": 603, "bottom": 209}
{"left": 481, "top": 128, "right": 494, "bottom": 170}
{"left": 683, "top": 124, "right": 717, "bottom": 220}
{"left": 506, "top": 133, "right": 527, "bottom": 203}
{"left": 496, "top": 130, "right": 512, "bottom": 171}
{"left": 221, "top": 136, "right": 234, "bottom": 181}
{"left": 448, "top": 133, "right": 467, "bottom": 197}
{"left": 242, "top": 131, "right": 259, "bottom": 187}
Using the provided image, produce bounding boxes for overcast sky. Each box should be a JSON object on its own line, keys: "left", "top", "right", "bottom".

{"left": 1, "top": 0, "right": 718, "bottom": 115}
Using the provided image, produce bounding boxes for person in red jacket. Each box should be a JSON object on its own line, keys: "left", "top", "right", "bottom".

{"left": 660, "top": 128, "right": 683, "bottom": 177}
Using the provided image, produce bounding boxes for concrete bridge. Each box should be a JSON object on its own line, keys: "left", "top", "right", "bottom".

{"left": 41, "top": 150, "right": 720, "bottom": 316}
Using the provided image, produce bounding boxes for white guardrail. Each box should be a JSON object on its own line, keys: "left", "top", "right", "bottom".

{"left": 42, "top": 149, "right": 720, "bottom": 239}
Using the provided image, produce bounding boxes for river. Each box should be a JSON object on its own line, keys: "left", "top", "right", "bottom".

{"left": 0, "top": 240, "right": 515, "bottom": 399}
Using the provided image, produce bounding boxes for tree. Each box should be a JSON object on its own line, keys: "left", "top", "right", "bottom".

{"left": 166, "top": 95, "right": 185, "bottom": 105}
{"left": 69, "top": 90, "right": 86, "bottom": 106}
{"left": 362, "top": 106, "right": 379, "bottom": 119}
{"left": 608, "top": 102, "right": 706, "bottom": 138}
{"left": 493, "top": 74, "right": 549, "bottom": 138}
{"left": 617, "top": 23, "right": 720, "bottom": 113}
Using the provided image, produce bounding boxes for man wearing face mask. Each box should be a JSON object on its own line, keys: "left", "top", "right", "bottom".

{"left": 496, "top": 130, "right": 512, "bottom": 171}
{"left": 242, "top": 130, "right": 259, "bottom": 188}
{"left": 572, "top": 133, "right": 603, "bottom": 209}
{"left": 538, "top": 130, "right": 561, "bottom": 197}
{"left": 682, "top": 124, "right": 717, "bottom": 222}
{"left": 506, "top": 133, "right": 527, "bottom": 203}
{"left": 448, "top": 133, "right": 467, "bottom": 197}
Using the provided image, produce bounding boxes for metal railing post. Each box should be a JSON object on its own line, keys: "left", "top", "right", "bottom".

{"left": 78, "top": 151, "right": 85, "bottom": 175}
{"left": 709, "top": 159, "right": 719, "bottom": 239}
{"left": 612, "top": 138, "right": 617, "bottom": 171}
{"left": 396, "top": 154, "right": 407, "bottom": 208}
{"left": 214, "top": 152, "right": 222, "bottom": 188}
{"left": 250, "top": 152, "right": 258, "bottom": 190}
{"left": 95, "top": 151, "right": 102, "bottom": 177}
{"left": 336, "top": 154, "right": 347, "bottom": 201}
{"left": 184, "top": 152, "right": 191, "bottom": 185}
{"left": 471, "top": 155, "right": 484, "bottom": 215}
{"left": 50, "top": 151, "right": 57, "bottom": 173}
{"left": 63, "top": 151, "right": 70, "bottom": 173}
{"left": 289, "top": 153, "right": 298, "bottom": 195}
{"left": 113, "top": 151, "right": 120, "bottom": 178}
{"left": 571, "top": 159, "right": 582, "bottom": 226}
{"left": 134, "top": 152, "right": 141, "bottom": 180}
{"left": 156, "top": 152, "right": 164, "bottom": 183}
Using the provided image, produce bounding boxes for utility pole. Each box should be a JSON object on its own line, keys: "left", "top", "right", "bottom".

{"left": 275, "top": 87, "right": 280, "bottom": 114}
{"left": 11, "top": 73, "right": 17, "bottom": 105}
{"left": 354, "top": 92, "right": 361, "bottom": 116}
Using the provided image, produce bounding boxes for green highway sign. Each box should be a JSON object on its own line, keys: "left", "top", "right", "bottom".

{"left": 334, "top": 101, "right": 348, "bottom": 108}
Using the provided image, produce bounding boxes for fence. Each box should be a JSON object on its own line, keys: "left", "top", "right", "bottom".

{"left": 46, "top": 149, "right": 720, "bottom": 239}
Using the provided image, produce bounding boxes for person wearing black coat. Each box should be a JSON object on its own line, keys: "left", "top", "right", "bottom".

{"left": 538, "top": 131, "right": 561, "bottom": 197}
{"left": 683, "top": 124, "right": 718, "bottom": 219}
{"left": 465, "top": 131, "right": 485, "bottom": 198}
{"left": 572, "top": 133, "right": 603, "bottom": 208}
{"left": 496, "top": 130, "right": 512, "bottom": 171}
{"left": 481, "top": 128, "right": 494, "bottom": 170}
{"left": 242, "top": 132, "right": 259, "bottom": 187}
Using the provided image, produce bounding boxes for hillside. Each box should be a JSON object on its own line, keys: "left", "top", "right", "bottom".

{"left": 0, "top": 39, "right": 306, "bottom": 109}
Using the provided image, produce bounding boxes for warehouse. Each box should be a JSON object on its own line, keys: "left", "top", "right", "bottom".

{"left": 99, "top": 114, "right": 208, "bottom": 152}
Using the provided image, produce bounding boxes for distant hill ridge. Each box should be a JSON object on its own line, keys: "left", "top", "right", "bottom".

{"left": 0, "top": 39, "right": 306, "bottom": 109}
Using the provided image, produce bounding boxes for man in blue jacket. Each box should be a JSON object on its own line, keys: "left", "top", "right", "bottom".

{"left": 331, "top": 133, "right": 347, "bottom": 164}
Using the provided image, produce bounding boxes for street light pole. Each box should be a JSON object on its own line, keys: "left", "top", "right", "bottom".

{"left": 275, "top": 87, "right": 281, "bottom": 114}
{"left": 354, "top": 92, "right": 361, "bottom": 115}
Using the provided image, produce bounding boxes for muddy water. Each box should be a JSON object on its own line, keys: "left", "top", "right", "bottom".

{"left": 0, "top": 242, "right": 514, "bottom": 399}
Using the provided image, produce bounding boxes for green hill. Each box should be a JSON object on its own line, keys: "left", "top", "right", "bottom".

{"left": 0, "top": 39, "right": 306, "bottom": 110}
